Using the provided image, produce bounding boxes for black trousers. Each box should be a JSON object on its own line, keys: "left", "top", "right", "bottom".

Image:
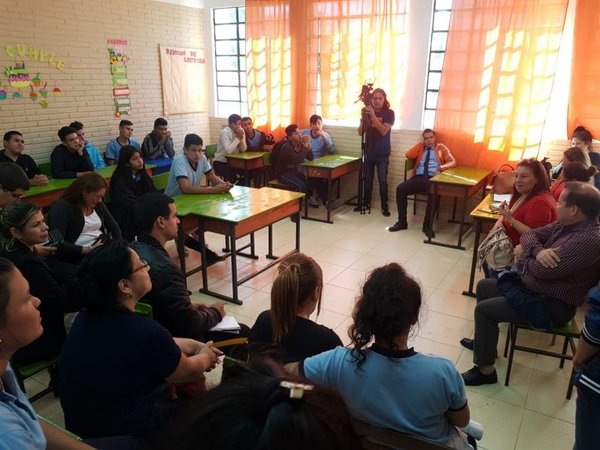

{"left": 395, "top": 174, "right": 432, "bottom": 227}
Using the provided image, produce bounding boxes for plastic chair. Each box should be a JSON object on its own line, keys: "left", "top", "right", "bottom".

{"left": 11, "top": 357, "right": 59, "bottom": 402}
{"left": 134, "top": 302, "right": 153, "bottom": 319}
{"left": 152, "top": 172, "right": 170, "bottom": 192}
{"left": 504, "top": 319, "right": 579, "bottom": 399}
{"left": 204, "top": 144, "right": 217, "bottom": 164}
{"left": 38, "top": 162, "right": 52, "bottom": 176}
{"left": 404, "top": 159, "right": 430, "bottom": 215}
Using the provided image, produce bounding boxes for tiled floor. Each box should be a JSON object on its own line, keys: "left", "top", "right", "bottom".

{"left": 28, "top": 202, "right": 581, "bottom": 449}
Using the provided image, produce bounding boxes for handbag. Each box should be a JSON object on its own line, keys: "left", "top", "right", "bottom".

{"left": 477, "top": 227, "right": 514, "bottom": 271}
{"left": 492, "top": 164, "right": 514, "bottom": 194}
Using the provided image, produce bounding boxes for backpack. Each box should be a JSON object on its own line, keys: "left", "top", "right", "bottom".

{"left": 269, "top": 139, "right": 287, "bottom": 165}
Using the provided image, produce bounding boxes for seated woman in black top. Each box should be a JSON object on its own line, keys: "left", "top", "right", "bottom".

{"left": 47, "top": 172, "right": 121, "bottom": 264}
{"left": 0, "top": 201, "right": 66, "bottom": 365}
{"left": 249, "top": 253, "right": 342, "bottom": 362}
{"left": 109, "top": 145, "right": 156, "bottom": 241}
{"left": 59, "top": 241, "right": 222, "bottom": 438}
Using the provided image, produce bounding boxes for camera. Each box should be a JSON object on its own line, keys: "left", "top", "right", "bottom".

{"left": 356, "top": 82, "right": 374, "bottom": 107}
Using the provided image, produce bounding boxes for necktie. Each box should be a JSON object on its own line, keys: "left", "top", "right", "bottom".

{"left": 423, "top": 148, "right": 431, "bottom": 177}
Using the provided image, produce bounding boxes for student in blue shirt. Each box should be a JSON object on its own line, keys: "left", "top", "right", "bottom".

{"left": 105, "top": 120, "right": 141, "bottom": 166}
{"left": 70, "top": 121, "right": 106, "bottom": 170}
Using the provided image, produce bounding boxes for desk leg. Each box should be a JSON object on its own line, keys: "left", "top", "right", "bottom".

{"left": 198, "top": 224, "right": 209, "bottom": 295}
{"left": 462, "top": 219, "right": 481, "bottom": 298}
{"left": 425, "top": 186, "right": 437, "bottom": 243}
{"left": 228, "top": 225, "right": 241, "bottom": 305}
{"left": 177, "top": 223, "right": 187, "bottom": 288}
{"left": 457, "top": 189, "right": 469, "bottom": 249}
{"left": 266, "top": 224, "right": 276, "bottom": 259}
{"left": 296, "top": 201, "right": 301, "bottom": 251}
{"left": 326, "top": 175, "right": 332, "bottom": 223}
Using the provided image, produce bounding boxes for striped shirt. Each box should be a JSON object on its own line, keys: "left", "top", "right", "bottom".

{"left": 520, "top": 219, "right": 600, "bottom": 306}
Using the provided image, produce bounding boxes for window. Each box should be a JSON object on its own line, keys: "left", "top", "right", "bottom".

{"left": 213, "top": 7, "right": 247, "bottom": 117}
{"left": 423, "top": 0, "right": 452, "bottom": 129}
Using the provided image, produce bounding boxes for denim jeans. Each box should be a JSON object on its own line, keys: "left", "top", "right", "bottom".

{"left": 364, "top": 154, "right": 389, "bottom": 208}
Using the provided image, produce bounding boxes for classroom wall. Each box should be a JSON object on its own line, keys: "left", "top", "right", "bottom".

{"left": 0, "top": 0, "right": 209, "bottom": 162}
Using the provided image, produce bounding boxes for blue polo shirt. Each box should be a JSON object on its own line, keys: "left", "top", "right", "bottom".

{"left": 165, "top": 153, "right": 212, "bottom": 197}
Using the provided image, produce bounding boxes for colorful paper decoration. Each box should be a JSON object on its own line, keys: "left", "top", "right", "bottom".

{"left": 107, "top": 39, "right": 131, "bottom": 118}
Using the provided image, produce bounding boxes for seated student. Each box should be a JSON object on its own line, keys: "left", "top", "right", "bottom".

{"left": 550, "top": 161, "right": 597, "bottom": 201}
{"left": 47, "top": 172, "right": 121, "bottom": 265}
{"left": 0, "top": 201, "right": 66, "bottom": 366}
{"left": 147, "top": 359, "right": 362, "bottom": 450}
{"left": 109, "top": 145, "right": 156, "bottom": 241}
{"left": 0, "top": 162, "right": 30, "bottom": 209}
{"left": 289, "top": 263, "right": 476, "bottom": 450}
{"left": 0, "top": 131, "right": 47, "bottom": 185}
{"left": 69, "top": 121, "right": 106, "bottom": 170}
{"left": 301, "top": 115, "right": 335, "bottom": 206}
{"left": 105, "top": 119, "right": 141, "bottom": 166}
{"left": 59, "top": 242, "right": 221, "bottom": 438}
{"left": 132, "top": 193, "right": 248, "bottom": 343}
{"left": 141, "top": 117, "right": 175, "bottom": 162}
{"left": 389, "top": 128, "right": 457, "bottom": 236}
{"left": 50, "top": 126, "right": 94, "bottom": 179}
{"left": 241, "top": 116, "right": 275, "bottom": 151}
{"left": 572, "top": 126, "right": 600, "bottom": 189}
{"left": 249, "top": 253, "right": 342, "bottom": 363}
{"left": 164, "top": 133, "right": 231, "bottom": 260}
{"left": 0, "top": 259, "right": 95, "bottom": 450}
{"left": 273, "top": 124, "right": 314, "bottom": 194}
{"left": 213, "top": 114, "right": 247, "bottom": 184}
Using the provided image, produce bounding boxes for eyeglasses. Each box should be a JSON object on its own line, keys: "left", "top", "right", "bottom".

{"left": 130, "top": 260, "right": 150, "bottom": 274}
{"left": 1, "top": 186, "right": 24, "bottom": 200}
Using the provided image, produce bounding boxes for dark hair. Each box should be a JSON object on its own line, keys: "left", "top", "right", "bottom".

{"left": 58, "top": 126, "right": 77, "bottom": 142}
{"left": 309, "top": 115, "right": 322, "bottom": 125}
{"left": 241, "top": 117, "right": 252, "bottom": 124}
{"left": 564, "top": 147, "right": 589, "bottom": 164}
{"left": 111, "top": 145, "right": 154, "bottom": 196}
{"left": 3, "top": 130, "right": 22, "bottom": 142}
{"left": 119, "top": 119, "right": 133, "bottom": 128}
{"left": 68, "top": 121, "right": 84, "bottom": 131}
{"left": 372, "top": 88, "right": 391, "bottom": 110}
{"left": 0, "top": 162, "right": 30, "bottom": 192}
{"left": 134, "top": 193, "right": 174, "bottom": 235}
{"left": 0, "top": 257, "right": 16, "bottom": 324}
{"left": 509, "top": 158, "right": 551, "bottom": 206}
{"left": 285, "top": 124, "right": 299, "bottom": 137}
{"left": 562, "top": 161, "right": 596, "bottom": 183}
{"left": 154, "top": 117, "right": 168, "bottom": 128}
{"left": 422, "top": 128, "right": 435, "bottom": 137}
{"left": 349, "top": 263, "right": 421, "bottom": 368}
{"left": 149, "top": 360, "right": 361, "bottom": 450}
{"left": 563, "top": 182, "right": 600, "bottom": 220}
{"left": 572, "top": 126, "right": 593, "bottom": 145}
{"left": 270, "top": 253, "right": 323, "bottom": 343}
{"left": 184, "top": 134, "right": 203, "bottom": 148}
{"left": 73, "top": 240, "right": 134, "bottom": 312}
{"left": 0, "top": 200, "right": 41, "bottom": 251}
{"left": 61, "top": 172, "right": 107, "bottom": 209}
{"left": 228, "top": 114, "right": 242, "bottom": 124}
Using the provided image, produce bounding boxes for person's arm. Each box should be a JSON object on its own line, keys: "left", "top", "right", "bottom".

{"left": 218, "top": 129, "right": 245, "bottom": 155}
{"left": 446, "top": 404, "right": 470, "bottom": 428}
{"left": 438, "top": 144, "right": 457, "bottom": 171}
{"left": 39, "top": 420, "right": 94, "bottom": 450}
{"left": 51, "top": 148, "right": 77, "bottom": 179}
{"left": 519, "top": 221, "right": 556, "bottom": 257}
{"left": 77, "top": 149, "right": 95, "bottom": 176}
{"left": 165, "top": 137, "right": 175, "bottom": 158}
{"left": 165, "top": 343, "right": 221, "bottom": 384}
{"left": 47, "top": 202, "right": 87, "bottom": 259}
{"left": 405, "top": 142, "right": 421, "bottom": 161}
{"left": 85, "top": 143, "right": 106, "bottom": 169}
{"left": 96, "top": 202, "right": 122, "bottom": 240}
{"left": 177, "top": 174, "right": 231, "bottom": 194}
{"left": 574, "top": 339, "right": 600, "bottom": 371}
{"left": 141, "top": 135, "right": 162, "bottom": 160}
{"left": 368, "top": 108, "right": 392, "bottom": 136}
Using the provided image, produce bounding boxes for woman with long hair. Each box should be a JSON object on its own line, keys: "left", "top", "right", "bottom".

{"left": 59, "top": 241, "right": 221, "bottom": 439}
{"left": 0, "top": 201, "right": 66, "bottom": 365}
{"left": 550, "top": 161, "right": 597, "bottom": 201}
{"left": 249, "top": 253, "right": 341, "bottom": 362}
{"left": 290, "top": 263, "right": 476, "bottom": 449}
{"left": 47, "top": 172, "right": 121, "bottom": 264}
{"left": 109, "top": 145, "right": 156, "bottom": 241}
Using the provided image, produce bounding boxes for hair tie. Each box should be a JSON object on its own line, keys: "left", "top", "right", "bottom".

{"left": 279, "top": 381, "right": 314, "bottom": 400}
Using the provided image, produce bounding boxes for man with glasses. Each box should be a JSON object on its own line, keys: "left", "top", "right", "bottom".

{"left": 0, "top": 131, "right": 47, "bottom": 185}
{"left": 69, "top": 121, "right": 106, "bottom": 170}
{"left": 0, "top": 162, "right": 30, "bottom": 209}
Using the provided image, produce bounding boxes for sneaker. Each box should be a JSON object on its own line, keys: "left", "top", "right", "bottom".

{"left": 353, "top": 204, "right": 370, "bottom": 212}
{"left": 422, "top": 225, "right": 436, "bottom": 239}
{"left": 461, "top": 366, "right": 498, "bottom": 386}
{"left": 388, "top": 221, "right": 408, "bottom": 232}
{"left": 460, "top": 337, "right": 474, "bottom": 350}
{"left": 382, "top": 208, "right": 391, "bottom": 217}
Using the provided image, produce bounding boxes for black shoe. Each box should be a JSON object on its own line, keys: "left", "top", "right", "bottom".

{"left": 388, "top": 221, "right": 408, "bottom": 232}
{"left": 460, "top": 338, "right": 474, "bottom": 351}
{"left": 382, "top": 208, "right": 391, "bottom": 217}
{"left": 422, "top": 226, "right": 436, "bottom": 239}
{"left": 461, "top": 366, "right": 498, "bottom": 386}
{"left": 205, "top": 248, "right": 226, "bottom": 266}
{"left": 184, "top": 236, "right": 204, "bottom": 253}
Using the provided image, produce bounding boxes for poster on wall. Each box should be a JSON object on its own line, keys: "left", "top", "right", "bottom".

{"left": 107, "top": 39, "right": 131, "bottom": 118}
{"left": 159, "top": 45, "right": 207, "bottom": 115}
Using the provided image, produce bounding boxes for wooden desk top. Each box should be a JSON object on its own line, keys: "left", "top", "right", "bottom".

{"left": 431, "top": 167, "right": 493, "bottom": 186}
{"left": 301, "top": 154, "right": 360, "bottom": 169}
{"left": 225, "top": 152, "right": 268, "bottom": 160}
{"left": 174, "top": 186, "right": 303, "bottom": 223}
{"left": 470, "top": 194, "right": 501, "bottom": 221}
{"left": 24, "top": 166, "right": 117, "bottom": 197}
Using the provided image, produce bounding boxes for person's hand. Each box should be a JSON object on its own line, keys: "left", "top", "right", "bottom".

{"left": 213, "top": 182, "right": 232, "bottom": 193}
{"left": 34, "top": 244, "right": 56, "bottom": 256}
{"left": 82, "top": 239, "right": 104, "bottom": 255}
{"left": 235, "top": 127, "right": 245, "bottom": 139}
{"left": 514, "top": 244, "right": 523, "bottom": 259}
{"left": 536, "top": 247, "right": 561, "bottom": 268}
{"left": 196, "top": 341, "right": 223, "bottom": 372}
{"left": 210, "top": 302, "right": 226, "bottom": 317}
{"left": 432, "top": 170, "right": 441, "bottom": 176}
{"left": 301, "top": 134, "right": 310, "bottom": 147}
{"left": 166, "top": 129, "right": 171, "bottom": 139}
{"left": 499, "top": 201, "right": 512, "bottom": 221}
{"left": 76, "top": 143, "right": 85, "bottom": 156}
{"left": 31, "top": 174, "right": 48, "bottom": 186}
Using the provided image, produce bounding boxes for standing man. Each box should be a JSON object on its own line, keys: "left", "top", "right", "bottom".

{"left": 460, "top": 182, "right": 600, "bottom": 386}
{"left": 141, "top": 117, "right": 175, "bottom": 162}
{"left": 241, "top": 117, "right": 275, "bottom": 151}
{"left": 69, "top": 121, "right": 105, "bottom": 170}
{"left": 105, "top": 120, "right": 141, "bottom": 165}
{"left": 389, "top": 129, "right": 456, "bottom": 235}
{"left": 214, "top": 114, "right": 247, "bottom": 184}
{"left": 50, "top": 126, "right": 94, "bottom": 179}
{"left": 0, "top": 131, "right": 47, "bottom": 185}
{"left": 357, "top": 88, "right": 394, "bottom": 217}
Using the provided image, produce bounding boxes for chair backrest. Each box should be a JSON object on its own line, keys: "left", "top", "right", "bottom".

{"left": 204, "top": 144, "right": 217, "bottom": 159}
{"left": 152, "top": 172, "right": 170, "bottom": 192}
{"left": 134, "top": 302, "right": 153, "bottom": 319}
{"left": 38, "top": 162, "right": 52, "bottom": 176}
{"left": 351, "top": 418, "right": 454, "bottom": 450}
{"left": 404, "top": 159, "right": 416, "bottom": 181}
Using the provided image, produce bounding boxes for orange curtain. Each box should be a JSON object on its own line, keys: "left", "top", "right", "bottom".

{"left": 317, "top": 1, "right": 408, "bottom": 120}
{"left": 568, "top": 0, "right": 600, "bottom": 138}
{"left": 246, "top": 0, "right": 318, "bottom": 136}
{"left": 434, "top": 0, "right": 568, "bottom": 170}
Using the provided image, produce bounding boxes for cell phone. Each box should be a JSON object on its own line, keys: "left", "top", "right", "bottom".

{"left": 91, "top": 234, "right": 106, "bottom": 246}
{"left": 43, "top": 229, "right": 63, "bottom": 247}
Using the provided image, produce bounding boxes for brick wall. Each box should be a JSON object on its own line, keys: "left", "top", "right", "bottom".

{"left": 0, "top": 0, "right": 209, "bottom": 162}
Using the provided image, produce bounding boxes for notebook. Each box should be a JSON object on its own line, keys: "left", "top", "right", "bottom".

{"left": 209, "top": 316, "right": 241, "bottom": 334}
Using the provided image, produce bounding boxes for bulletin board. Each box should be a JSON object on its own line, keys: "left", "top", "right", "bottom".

{"left": 159, "top": 45, "right": 207, "bottom": 115}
